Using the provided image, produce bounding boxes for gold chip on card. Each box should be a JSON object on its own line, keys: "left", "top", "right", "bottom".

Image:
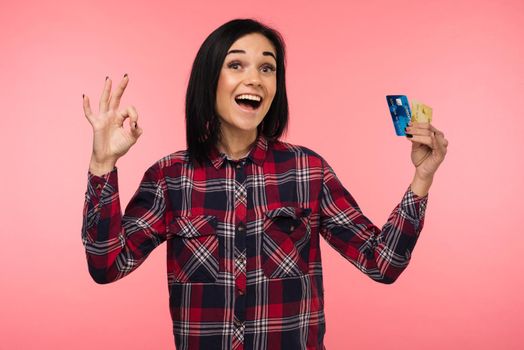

{"left": 411, "top": 100, "right": 433, "bottom": 123}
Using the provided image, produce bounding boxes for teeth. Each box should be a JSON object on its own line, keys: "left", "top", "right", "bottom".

{"left": 236, "top": 94, "right": 261, "bottom": 102}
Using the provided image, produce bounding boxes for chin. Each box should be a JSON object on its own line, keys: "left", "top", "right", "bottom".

{"left": 223, "top": 114, "right": 264, "bottom": 133}
{"left": 229, "top": 122, "right": 261, "bottom": 134}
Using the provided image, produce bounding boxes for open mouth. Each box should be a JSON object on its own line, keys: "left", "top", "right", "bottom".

{"left": 235, "top": 94, "right": 263, "bottom": 111}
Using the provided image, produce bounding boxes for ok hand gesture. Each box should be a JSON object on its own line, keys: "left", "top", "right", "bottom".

{"left": 83, "top": 75, "right": 143, "bottom": 175}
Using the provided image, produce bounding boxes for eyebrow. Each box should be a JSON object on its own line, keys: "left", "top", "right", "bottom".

{"left": 226, "top": 49, "right": 277, "bottom": 61}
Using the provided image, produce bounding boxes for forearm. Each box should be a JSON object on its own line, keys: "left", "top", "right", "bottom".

{"left": 82, "top": 165, "right": 168, "bottom": 284}
{"left": 319, "top": 159, "right": 429, "bottom": 284}
{"left": 82, "top": 168, "right": 128, "bottom": 283}
{"left": 377, "top": 187, "right": 428, "bottom": 281}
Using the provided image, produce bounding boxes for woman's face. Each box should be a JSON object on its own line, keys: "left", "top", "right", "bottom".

{"left": 215, "top": 33, "right": 277, "bottom": 140}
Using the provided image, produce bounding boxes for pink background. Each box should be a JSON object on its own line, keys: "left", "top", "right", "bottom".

{"left": 1, "top": 0, "right": 523, "bottom": 348}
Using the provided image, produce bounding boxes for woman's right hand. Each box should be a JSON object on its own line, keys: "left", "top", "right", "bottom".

{"left": 83, "top": 75, "right": 143, "bottom": 175}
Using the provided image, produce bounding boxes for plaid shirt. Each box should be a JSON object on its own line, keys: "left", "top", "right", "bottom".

{"left": 82, "top": 133, "right": 428, "bottom": 350}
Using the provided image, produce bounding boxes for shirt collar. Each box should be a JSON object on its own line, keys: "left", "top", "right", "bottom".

{"left": 209, "top": 133, "right": 269, "bottom": 170}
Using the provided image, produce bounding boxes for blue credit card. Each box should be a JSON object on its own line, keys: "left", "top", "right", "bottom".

{"left": 386, "top": 95, "right": 411, "bottom": 136}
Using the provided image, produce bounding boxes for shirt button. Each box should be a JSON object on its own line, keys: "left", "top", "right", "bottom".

{"left": 234, "top": 319, "right": 244, "bottom": 327}
{"left": 238, "top": 223, "right": 245, "bottom": 232}
{"left": 237, "top": 288, "right": 245, "bottom": 296}
{"left": 236, "top": 163, "right": 241, "bottom": 168}
{"left": 96, "top": 184, "right": 102, "bottom": 190}
{"left": 289, "top": 225, "right": 295, "bottom": 231}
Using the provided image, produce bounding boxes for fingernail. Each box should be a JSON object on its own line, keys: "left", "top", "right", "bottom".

{"left": 106, "top": 76, "right": 109, "bottom": 81}
{"left": 406, "top": 133, "right": 413, "bottom": 138}
{"left": 124, "top": 73, "right": 128, "bottom": 78}
{"left": 82, "top": 94, "right": 84, "bottom": 99}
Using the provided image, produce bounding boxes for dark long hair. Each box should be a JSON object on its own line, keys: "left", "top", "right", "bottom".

{"left": 185, "top": 18, "right": 288, "bottom": 167}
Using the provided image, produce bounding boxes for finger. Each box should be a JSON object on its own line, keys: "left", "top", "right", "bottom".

{"left": 409, "top": 121, "right": 430, "bottom": 130}
{"left": 127, "top": 106, "right": 142, "bottom": 138}
{"left": 133, "top": 123, "right": 143, "bottom": 138}
{"left": 118, "top": 106, "right": 140, "bottom": 133}
{"left": 407, "top": 134, "right": 434, "bottom": 148}
{"left": 435, "top": 134, "right": 449, "bottom": 155}
{"left": 127, "top": 105, "right": 139, "bottom": 130}
{"left": 428, "top": 124, "right": 448, "bottom": 153}
{"left": 99, "top": 76, "right": 112, "bottom": 113}
{"left": 430, "top": 130, "right": 449, "bottom": 161}
{"left": 116, "top": 108, "right": 128, "bottom": 126}
{"left": 428, "top": 124, "right": 445, "bottom": 137}
{"left": 83, "top": 94, "right": 93, "bottom": 120}
{"left": 406, "top": 126, "right": 433, "bottom": 137}
{"left": 109, "top": 74, "right": 129, "bottom": 110}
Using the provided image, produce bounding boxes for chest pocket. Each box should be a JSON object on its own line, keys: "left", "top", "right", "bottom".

{"left": 262, "top": 206, "right": 312, "bottom": 279}
{"left": 167, "top": 215, "right": 219, "bottom": 283}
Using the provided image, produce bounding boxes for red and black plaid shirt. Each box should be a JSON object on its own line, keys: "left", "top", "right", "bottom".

{"left": 82, "top": 133, "right": 428, "bottom": 350}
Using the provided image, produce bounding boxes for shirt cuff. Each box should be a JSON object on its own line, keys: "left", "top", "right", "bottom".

{"left": 399, "top": 185, "right": 428, "bottom": 222}
{"left": 86, "top": 166, "right": 118, "bottom": 199}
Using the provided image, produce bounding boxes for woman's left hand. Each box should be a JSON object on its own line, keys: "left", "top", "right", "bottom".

{"left": 405, "top": 122, "right": 449, "bottom": 180}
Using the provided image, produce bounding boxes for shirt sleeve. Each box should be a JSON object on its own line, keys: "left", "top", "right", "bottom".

{"left": 81, "top": 163, "right": 168, "bottom": 284}
{"left": 319, "top": 158, "right": 428, "bottom": 284}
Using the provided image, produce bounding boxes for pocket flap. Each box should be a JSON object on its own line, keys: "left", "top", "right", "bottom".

{"left": 168, "top": 215, "right": 217, "bottom": 238}
{"left": 265, "top": 206, "right": 312, "bottom": 220}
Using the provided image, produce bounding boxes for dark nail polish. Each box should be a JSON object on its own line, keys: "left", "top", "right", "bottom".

{"left": 82, "top": 94, "right": 84, "bottom": 98}
{"left": 406, "top": 133, "right": 413, "bottom": 138}
{"left": 106, "top": 76, "right": 109, "bottom": 80}
{"left": 124, "top": 73, "right": 128, "bottom": 78}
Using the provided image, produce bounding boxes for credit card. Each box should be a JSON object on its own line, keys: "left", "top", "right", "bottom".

{"left": 386, "top": 95, "right": 411, "bottom": 136}
{"left": 411, "top": 99, "right": 433, "bottom": 123}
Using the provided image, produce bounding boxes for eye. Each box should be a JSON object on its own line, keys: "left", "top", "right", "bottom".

{"left": 227, "top": 61, "right": 242, "bottom": 70}
{"left": 261, "top": 64, "right": 276, "bottom": 74}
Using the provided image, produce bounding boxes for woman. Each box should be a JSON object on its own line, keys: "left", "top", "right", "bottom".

{"left": 82, "top": 19, "right": 448, "bottom": 350}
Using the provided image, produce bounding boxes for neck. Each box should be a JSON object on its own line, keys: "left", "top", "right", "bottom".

{"left": 217, "top": 128, "right": 258, "bottom": 160}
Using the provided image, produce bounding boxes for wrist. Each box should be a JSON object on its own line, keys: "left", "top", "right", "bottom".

{"left": 89, "top": 156, "right": 117, "bottom": 176}
{"left": 410, "top": 173, "right": 433, "bottom": 197}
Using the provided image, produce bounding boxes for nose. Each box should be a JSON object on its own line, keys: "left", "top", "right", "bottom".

{"left": 243, "top": 67, "right": 262, "bottom": 87}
